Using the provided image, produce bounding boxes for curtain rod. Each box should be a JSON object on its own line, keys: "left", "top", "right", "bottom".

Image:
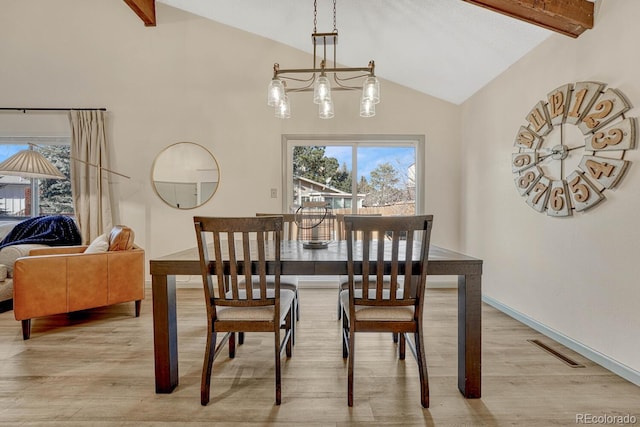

{"left": 0, "top": 108, "right": 107, "bottom": 112}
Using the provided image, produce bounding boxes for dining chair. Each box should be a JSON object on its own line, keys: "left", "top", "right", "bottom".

{"left": 340, "top": 214, "right": 434, "bottom": 408}
{"left": 255, "top": 213, "right": 300, "bottom": 322}
{"left": 335, "top": 213, "right": 382, "bottom": 320}
{"left": 194, "top": 216, "right": 294, "bottom": 406}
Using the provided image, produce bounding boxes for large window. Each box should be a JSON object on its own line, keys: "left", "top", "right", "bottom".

{"left": 283, "top": 135, "right": 424, "bottom": 216}
{"left": 0, "top": 140, "right": 73, "bottom": 220}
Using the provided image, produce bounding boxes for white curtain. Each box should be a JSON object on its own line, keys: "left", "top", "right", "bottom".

{"left": 69, "top": 110, "right": 113, "bottom": 244}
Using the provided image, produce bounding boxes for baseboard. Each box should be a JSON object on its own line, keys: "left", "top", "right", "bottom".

{"left": 483, "top": 295, "right": 640, "bottom": 387}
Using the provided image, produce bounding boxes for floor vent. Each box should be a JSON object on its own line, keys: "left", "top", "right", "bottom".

{"left": 528, "top": 339, "right": 585, "bottom": 368}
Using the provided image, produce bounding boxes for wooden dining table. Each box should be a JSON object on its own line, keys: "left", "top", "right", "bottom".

{"left": 150, "top": 240, "right": 483, "bottom": 399}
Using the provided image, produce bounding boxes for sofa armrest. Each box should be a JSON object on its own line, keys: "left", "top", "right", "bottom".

{"left": 28, "top": 246, "right": 88, "bottom": 256}
{"left": 13, "top": 247, "right": 145, "bottom": 321}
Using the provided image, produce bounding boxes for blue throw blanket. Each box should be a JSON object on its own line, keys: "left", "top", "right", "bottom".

{"left": 0, "top": 215, "right": 82, "bottom": 250}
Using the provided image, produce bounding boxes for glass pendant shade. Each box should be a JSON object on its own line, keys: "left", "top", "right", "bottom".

{"left": 360, "top": 97, "right": 376, "bottom": 117}
{"left": 362, "top": 76, "right": 380, "bottom": 104}
{"left": 275, "top": 95, "right": 291, "bottom": 119}
{"left": 319, "top": 98, "right": 334, "bottom": 119}
{"left": 313, "top": 75, "right": 332, "bottom": 104}
{"left": 267, "top": 79, "right": 285, "bottom": 106}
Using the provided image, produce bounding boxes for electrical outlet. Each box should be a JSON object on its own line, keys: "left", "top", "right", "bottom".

{"left": 270, "top": 188, "right": 277, "bottom": 198}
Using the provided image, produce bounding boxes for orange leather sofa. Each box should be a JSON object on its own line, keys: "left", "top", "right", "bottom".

{"left": 13, "top": 225, "right": 144, "bottom": 339}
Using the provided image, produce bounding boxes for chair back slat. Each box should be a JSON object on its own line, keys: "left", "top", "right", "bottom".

{"left": 256, "top": 213, "right": 298, "bottom": 241}
{"left": 344, "top": 215, "right": 433, "bottom": 310}
{"left": 194, "top": 216, "right": 283, "bottom": 319}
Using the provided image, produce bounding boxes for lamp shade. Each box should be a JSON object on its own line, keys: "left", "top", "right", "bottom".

{"left": 313, "top": 76, "right": 331, "bottom": 104}
{"left": 362, "top": 76, "right": 380, "bottom": 104}
{"left": 275, "top": 95, "right": 291, "bottom": 119}
{"left": 319, "top": 98, "right": 334, "bottom": 119}
{"left": 267, "top": 78, "right": 285, "bottom": 106}
{"left": 360, "top": 97, "right": 376, "bottom": 117}
{"left": 0, "top": 149, "right": 65, "bottom": 179}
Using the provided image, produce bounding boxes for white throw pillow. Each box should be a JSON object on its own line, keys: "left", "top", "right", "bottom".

{"left": 85, "top": 233, "right": 109, "bottom": 254}
{"left": 0, "top": 264, "right": 7, "bottom": 281}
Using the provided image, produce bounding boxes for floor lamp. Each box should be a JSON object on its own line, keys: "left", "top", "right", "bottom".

{"left": 0, "top": 147, "right": 65, "bottom": 180}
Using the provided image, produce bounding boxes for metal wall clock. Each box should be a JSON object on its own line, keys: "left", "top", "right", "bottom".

{"left": 512, "top": 82, "right": 636, "bottom": 216}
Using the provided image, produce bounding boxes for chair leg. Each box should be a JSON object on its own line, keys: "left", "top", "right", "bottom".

{"left": 229, "top": 332, "right": 236, "bottom": 358}
{"left": 291, "top": 301, "right": 296, "bottom": 346}
{"left": 285, "top": 308, "right": 293, "bottom": 358}
{"left": 274, "top": 328, "right": 282, "bottom": 405}
{"left": 399, "top": 332, "right": 406, "bottom": 360}
{"left": 21, "top": 319, "right": 31, "bottom": 340}
{"left": 347, "top": 324, "right": 356, "bottom": 407}
{"left": 238, "top": 332, "right": 244, "bottom": 345}
{"left": 135, "top": 300, "right": 141, "bottom": 317}
{"left": 415, "top": 328, "right": 430, "bottom": 408}
{"left": 392, "top": 332, "right": 398, "bottom": 343}
{"left": 337, "top": 287, "right": 342, "bottom": 320}
{"left": 295, "top": 290, "right": 300, "bottom": 321}
{"left": 201, "top": 329, "right": 217, "bottom": 406}
{"left": 342, "top": 308, "right": 349, "bottom": 359}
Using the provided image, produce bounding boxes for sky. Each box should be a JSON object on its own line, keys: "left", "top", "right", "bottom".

{"left": 323, "top": 145, "right": 415, "bottom": 182}
{"left": 0, "top": 144, "right": 27, "bottom": 162}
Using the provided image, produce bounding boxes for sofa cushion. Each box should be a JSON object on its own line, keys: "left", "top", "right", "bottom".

{"left": 0, "top": 222, "right": 18, "bottom": 241}
{"left": 85, "top": 233, "right": 109, "bottom": 254}
{"left": 0, "top": 244, "right": 50, "bottom": 277}
{"left": 108, "top": 226, "right": 135, "bottom": 251}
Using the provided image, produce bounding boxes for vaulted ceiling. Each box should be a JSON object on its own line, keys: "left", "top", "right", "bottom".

{"left": 124, "top": 0, "right": 595, "bottom": 104}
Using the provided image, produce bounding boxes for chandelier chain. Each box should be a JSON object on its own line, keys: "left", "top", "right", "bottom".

{"left": 333, "top": 0, "right": 337, "bottom": 32}
{"left": 313, "top": 0, "right": 338, "bottom": 33}
{"left": 313, "top": 0, "right": 317, "bottom": 33}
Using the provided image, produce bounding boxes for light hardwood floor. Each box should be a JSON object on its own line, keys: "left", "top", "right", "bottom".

{"left": 0, "top": 288, "right": 638, "bottom": 426}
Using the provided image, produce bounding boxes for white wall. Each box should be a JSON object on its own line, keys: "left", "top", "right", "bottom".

{"left": 461, "top": 0, "right": 640, "bottom": 380}
{"left": 0, "top": 1, "right": 460, "bottom": 267}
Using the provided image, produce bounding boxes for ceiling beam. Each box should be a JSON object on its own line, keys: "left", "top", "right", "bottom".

{"left": 462, "top": 0, "right": 594, "bottom": 38}
{"left": 123, "top": 0, "right": 156, "bottom": 27}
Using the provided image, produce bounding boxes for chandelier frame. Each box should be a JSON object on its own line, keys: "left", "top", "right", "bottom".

{"left": 267, "top": 0, "right": 380, "bottom": 119}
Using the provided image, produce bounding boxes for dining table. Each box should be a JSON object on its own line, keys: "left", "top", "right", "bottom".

{"left": 150, "top": 240, "right": 483, "bottom": 399}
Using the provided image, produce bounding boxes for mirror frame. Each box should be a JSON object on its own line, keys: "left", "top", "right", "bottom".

{"left": 151, "top": 141, "right": 220, "bottom": 209}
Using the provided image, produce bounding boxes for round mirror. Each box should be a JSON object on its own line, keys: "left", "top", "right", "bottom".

{"left": 152, "top": 142, "right": 220, "bottom": 209}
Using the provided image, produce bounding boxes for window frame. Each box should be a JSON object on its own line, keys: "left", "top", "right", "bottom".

{"left": 0, "top": 136, "right": 72, "bottom": 221}
{"left": 282, "top": 134, "right": 425, "bottom": 214}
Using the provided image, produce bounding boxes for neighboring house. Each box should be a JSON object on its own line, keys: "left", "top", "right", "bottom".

{"left": 293, "top": 176, "right": 365, "bottom": 210}
{"left": 0, "top": 175, "right": 30, "bottom": 217}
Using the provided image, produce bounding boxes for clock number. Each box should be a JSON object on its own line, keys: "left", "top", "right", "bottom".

{"left": 527, "top": 109, "right": 546, "bottom": 133}
{"left": 587, "top": 118, "right": 636, "bottom": 151}
{"left": 567, "top": 88, "right": 587, "bottom": 120}
{"left": 567, "top": 170, "right": 605, "bottom": 212}
{"left": 548, "top": 91, "right": 565, "bottom": 120}
{"left": 585, "top": 159, "right": 614, "bottom": 179}
{"left": 512, "top": 153, "right": 538, "bottom": 173}
{"left": 582, "top": 100, "right": 614, "bottom": 129}
{"left": 591, "top": 128, "right": 623, "bottom": 149}
{"left": 550, "top": 187, "right": 565, "bottom": 211}
{"left": 531, "top": 181, "right": 548, "bottom": 205}
{"left": 569, "top": 175, "right": 589, "bottom": 202}
{"left": 518, "top": 171, "right": 536, "bottom": 189}
{"left": 513, "top": 154, "right": 531, "bottom": 168}
{"left": 515, "top": 127, "right": 537, "bottom": 149}
{"left": 579, "top": 156, "right": 629, "bottom": 189}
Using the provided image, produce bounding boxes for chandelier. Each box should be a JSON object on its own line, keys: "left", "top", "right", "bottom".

{"left": 267, "top": 0, "right": 380, "bottom": 119}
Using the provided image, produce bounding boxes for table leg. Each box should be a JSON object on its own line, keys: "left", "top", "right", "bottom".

{"left": 458, "top": 273, "right": 481, "bottom": 398}
{"left": 152, "top": 274, "right": 179, "bottom": 393}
